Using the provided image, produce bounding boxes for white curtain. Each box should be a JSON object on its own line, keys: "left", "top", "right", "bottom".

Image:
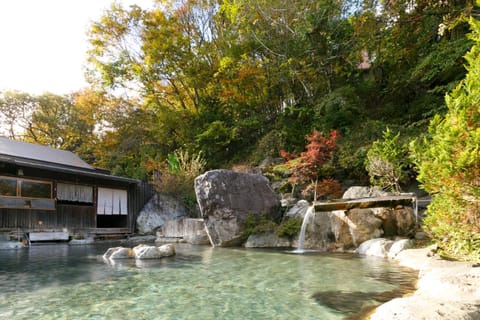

{"left": 57, "top": 183, "right": 93, "bottom": 203}
{"left": 97, "top": 187, "right": 127, "bottom": 215}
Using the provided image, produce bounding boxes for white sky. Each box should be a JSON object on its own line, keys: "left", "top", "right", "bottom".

{"left": 0, "top": 0, "right": 153, "bottom": 95}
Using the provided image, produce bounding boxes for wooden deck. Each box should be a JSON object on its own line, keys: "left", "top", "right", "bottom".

{"left": 313, "top": 194, "right": 417, "bottom": 212}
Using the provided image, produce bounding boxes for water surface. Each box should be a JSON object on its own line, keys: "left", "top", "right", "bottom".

{"left": 0, "top": 243, "right": 417, "bottom": 319}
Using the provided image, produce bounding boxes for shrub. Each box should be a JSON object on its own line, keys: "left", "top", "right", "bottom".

{"left": 365, "top": 128, "right": 409, "bottom": 192}
{"left": 281, "top": 130, "right": 342, "bottom": 202}
{"left": 152, "top": 148, "right": 206, "bottom": 217}
{"left": 276, "top": 217, "right": 303, "bottom": 239}
{"left": 411, "top": 17, "right": 480, "bottom": 261}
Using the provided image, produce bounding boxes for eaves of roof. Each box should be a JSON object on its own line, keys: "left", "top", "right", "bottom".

{"left": 0, "top": 154, "right": 139, "bottom": 184}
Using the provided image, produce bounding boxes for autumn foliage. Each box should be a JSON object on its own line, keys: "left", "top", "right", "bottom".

{"left": 281, "top": 130, "right": 342, "bottom": 201}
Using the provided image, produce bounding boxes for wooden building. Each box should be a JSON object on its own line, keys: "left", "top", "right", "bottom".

{"left": 0, "top": 137, "right": 153, "bottom": 240}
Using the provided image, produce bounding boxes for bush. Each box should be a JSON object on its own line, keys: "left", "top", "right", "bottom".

{"left": 152, "top": 149, "right": 206, "bottom": 217}
{"left": 365, "top": 128, "right": 409, "bottom": 192}
{"left": 411, "top": 17, "right": 480, "bottom": 261}
{"left": 276, "top": 217, "right": 303, "bottom": 239}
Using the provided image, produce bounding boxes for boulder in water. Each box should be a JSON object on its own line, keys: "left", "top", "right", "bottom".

{"left": 194, "top": 169, "right": 280, "bottom": 247}
{"left": 133, "top": 244, "right": 175, "bottom": 259}
{"left": 103, "top": 244, "right": 175, "bottom": 262}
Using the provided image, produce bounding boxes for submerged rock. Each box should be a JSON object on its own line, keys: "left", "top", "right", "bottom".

{"left": 133, "top": 244, "right": 175, "bottom": 259}
{"left": 103, "top": 247, "right": 134, "bottom": 260}
{"left": 103, "top": 244, "right": 175, "bottom": 261}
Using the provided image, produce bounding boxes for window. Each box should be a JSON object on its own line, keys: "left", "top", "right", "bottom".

{"left": 0, "top": 177, "right": 17, "bottom": 196}
{"left": 20, "top": 180, "right": 52, "bottom": 198}
{"left": 0, "top": 176, "right": 54, "bottom": 210}
{"left": 57, "top": 183, "right": 93, "bottom": 204}
{"left": 97, "top": 188, "right": 128, "bottom": 215}
{"left": 0, "top": 176, "right": 52, "bottom": 199}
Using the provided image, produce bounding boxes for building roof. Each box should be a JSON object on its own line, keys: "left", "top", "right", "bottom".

{"left": 0, "top": 137, "right": 93, "bottom": 170}
{"left": 0, "top": 137, "right": 138, "bottom": 184}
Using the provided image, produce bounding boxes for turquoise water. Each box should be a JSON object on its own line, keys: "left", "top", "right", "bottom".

{"left": 0, "top": 243, "right": 416, "bottom": 320}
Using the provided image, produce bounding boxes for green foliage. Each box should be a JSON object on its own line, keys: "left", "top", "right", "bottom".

{"left": 276, "top": 217, "right": 302, "bottom": 239}
{"left": 412, "top": 17, "right": 480, "bottom": 261}
{"left": 241, "top": 213, "right": 302, "bottom": 242}
{"left": 314, "top": 86, "right": 364, "bottom": 132}
{"left": 241, "top": 213, "right": 278, "bottom": 242}
{"left": 365, "top": 128, "right": 409, "bottom": 192}
{"left": 153, "top": 148, "right": 206, "bottom": 217}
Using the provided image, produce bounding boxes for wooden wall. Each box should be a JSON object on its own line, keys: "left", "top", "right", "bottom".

{"left": 0, "top": 205, "right": 95, "bottom": 231}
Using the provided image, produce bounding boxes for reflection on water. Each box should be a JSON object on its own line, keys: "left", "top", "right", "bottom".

{"left": 0, "top": 243, "right": 417, "bottom": 320}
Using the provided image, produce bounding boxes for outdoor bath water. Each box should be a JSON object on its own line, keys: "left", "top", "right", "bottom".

{"left": 0, "top": 243, "right": 416, "bottom": 319}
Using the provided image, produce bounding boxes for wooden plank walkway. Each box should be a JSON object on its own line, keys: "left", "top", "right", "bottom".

{"left": 313, "top": 194, "right": 416, "bottom": 212}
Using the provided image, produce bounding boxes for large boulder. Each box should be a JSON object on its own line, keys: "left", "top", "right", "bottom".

{"left": 136, "top": 193, "right": 188, "bottom": 234}
{"left": 375, "top": 207, "right": 416, "bottom": 237}
{"left": 295, "top": 209, "right": 383, "bottom": 251}
{"left": 194, "top": 169, "right": 280, "bottom": 247}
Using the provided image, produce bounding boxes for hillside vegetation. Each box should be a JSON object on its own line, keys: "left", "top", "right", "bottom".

{"left": 0, "top": 0, "right": 478, "bottom": 259}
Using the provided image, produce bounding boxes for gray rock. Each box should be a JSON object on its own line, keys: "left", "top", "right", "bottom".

{"left": 244, "top": 232, "right": 291, "bottom": 248}
{"left": 103, "top": 247, "right": 134, "bottom": 260}
{"left": 371, "top": 248, "right": 480, "bottom": 320}
{"left": 136, "top": 193, "right": 188, "bottom": 234}
{"left": 355, "top": 238, "right": 394, "bottom": 258}
{"left": 347, "top": 208, "right": 384, "bottom": 245}
{"left": 195, "top": 169, "right": 280, "bottom": 247}
{"left": 285, "top": 200, "right": 310, "bottom": 218}
{"left": 387, "top": 238, "right": 413, "bottom": 258}
{"left": 342, "top": 186, "right": 391, "bottom": 199}
{"left": 159, "top": 218, "right": 210, "bottom": 245}
{"left": 133, "top": 244, "right": 175, "bottom": 259}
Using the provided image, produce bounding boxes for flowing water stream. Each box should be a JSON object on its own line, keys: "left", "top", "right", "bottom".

{"left": 0, "top": 242, "right": 417, "bottom": 320}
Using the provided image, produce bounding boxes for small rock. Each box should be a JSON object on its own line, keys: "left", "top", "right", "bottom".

{"left": 388, "top": 239, "right": 413, "bottom": 258}
{"left": 355, "top": 238, "right": 394, "bottom": 258}
{"left": 133, "top": 243, "right": 175, "bottom": 259}
{"left": 103, "top": 247, "right": 134, "bottom": 260}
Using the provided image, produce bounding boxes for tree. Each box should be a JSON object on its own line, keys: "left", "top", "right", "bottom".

{"left": 365, "top": 128, "right": 409, "bottom": 193}
{"left": 0, "top": 91, "right": 36, "bottom": 139}
{"left": 282, "top": 130, "right": 342, "bottom": 202}
{"left": 412, "top": 16, "right": 480, "bottom": 260}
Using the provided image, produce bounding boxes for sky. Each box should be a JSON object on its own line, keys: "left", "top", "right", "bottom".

{"left": 0, "top": 0, "right": 153, "bottom": 95}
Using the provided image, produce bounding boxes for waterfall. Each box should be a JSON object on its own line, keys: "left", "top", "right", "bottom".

{"left": 293, "top": 205, "right": 315, "bottom": 253}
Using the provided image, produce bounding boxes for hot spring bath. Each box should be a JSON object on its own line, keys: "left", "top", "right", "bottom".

{"left": 0, "top": 243, "right": 416, "bottom": 319}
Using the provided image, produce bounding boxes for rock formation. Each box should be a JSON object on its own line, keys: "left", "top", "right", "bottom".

{"left": 194, "top": 169, "right": 280, "bottom": 247}
{"left": 136, "top": 193, "right": 188, "bottom": 234}
{"left": 157, "top": 218, "right": 210, "bottom": 245}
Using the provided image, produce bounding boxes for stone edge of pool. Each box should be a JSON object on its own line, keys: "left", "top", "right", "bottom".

{"left": 367, "top": 247, "right": 480, "bottom": 320}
